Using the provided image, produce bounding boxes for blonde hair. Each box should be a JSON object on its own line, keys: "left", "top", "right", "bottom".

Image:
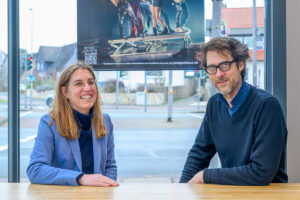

{"left": 49, "top": 62, "right": 106, "bottom": 140}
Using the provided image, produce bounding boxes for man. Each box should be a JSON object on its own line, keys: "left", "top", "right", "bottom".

{"left": 180, "top": 37, "right": 288, "bottom": 185}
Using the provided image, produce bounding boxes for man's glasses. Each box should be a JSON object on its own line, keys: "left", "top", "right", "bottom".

{"left": 204, "top": 59, "right": 236, "bottom": 75}
{"left": 72, "top": 79, "right": 96, "bottom": 89}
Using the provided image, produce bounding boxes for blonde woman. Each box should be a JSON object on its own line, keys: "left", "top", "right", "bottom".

{"left": 27, "top": 62, "right": 118, "bottom": 186}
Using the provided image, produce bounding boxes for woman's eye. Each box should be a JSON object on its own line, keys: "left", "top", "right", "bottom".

{"left": 75, "top": 82, "right": 83, "bottom": 87}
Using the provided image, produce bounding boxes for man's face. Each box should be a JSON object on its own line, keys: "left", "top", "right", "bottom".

{"left": 206, "top": 50, "right": 244, "bottom": 100}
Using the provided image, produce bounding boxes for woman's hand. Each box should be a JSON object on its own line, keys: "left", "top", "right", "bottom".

{"left": 188, "top": 170, "right": 204, "bottom": 184}
{"left": 79, "top": 174, "right": 119, "bottom": 187}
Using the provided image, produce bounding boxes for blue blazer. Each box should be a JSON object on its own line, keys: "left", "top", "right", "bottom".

{"left": 27, "top": 113, "right": 117, "bottom": 186}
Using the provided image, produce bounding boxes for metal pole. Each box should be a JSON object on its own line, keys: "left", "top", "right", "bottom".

{"left": 167, "top": 71, "right": 173, "bottom": 122}
{"left": 212, "top": 0, "right": 223, "bottom": 38}
{"left": 210, "top": 0, "right": 223, "bottom": 96}
{"left": 252, "top": 0, "right": 257, "bottom": 87}
{"left": 29, "top": 8, "right": 33, "bottom": 109}
{"left": 144, "top": 71, "right": 147, "bottom": 112}
{"left": 265, "top": 0, "right": 273, "bottom": 93}
{"left": 197, "top": 76, "right": 201, "bottom": 111}
{"left": 8, "top": 0, "right": 20, "bottom": 182}
{"left": 208, "top": 0, "right": 223, "bottom": 169}
{"left": 30, "top": 74, "right": 33, "bottom": 109}
{"left": 116, "top": 71, "right": 119, "bottom": 109}
{"left": 24, "top": 52, "right": 28, "bottom": 109}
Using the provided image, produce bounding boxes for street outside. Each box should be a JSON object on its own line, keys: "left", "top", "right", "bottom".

{"left": 0, "top": 93, "right": 206, "bottom": 183}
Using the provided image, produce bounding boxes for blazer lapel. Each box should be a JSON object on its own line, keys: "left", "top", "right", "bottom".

{"left": 92, "top": 125, "right": 102, "bottom": 173}
{"left": 68, "top": 139, "right": 82, "bottom": 171}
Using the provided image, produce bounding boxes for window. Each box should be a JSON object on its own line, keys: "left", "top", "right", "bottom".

{"left": 0, "top": 0, "right": 8, "bottom": 182}
{"left": 3, "top": 0, "right": 267, "bottom": 183}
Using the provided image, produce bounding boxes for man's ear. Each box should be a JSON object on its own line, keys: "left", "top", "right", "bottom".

{"left": 238, "top": 61, "right": 245, "bottom": 72}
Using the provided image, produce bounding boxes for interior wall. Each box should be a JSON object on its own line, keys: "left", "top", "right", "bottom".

{"left": 286, "top": 1, "right": 300, "bottom": 182}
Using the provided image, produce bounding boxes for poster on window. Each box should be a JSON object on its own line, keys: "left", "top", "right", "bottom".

{"left": 77, "top": 0, "right": 204, "bottom": 71}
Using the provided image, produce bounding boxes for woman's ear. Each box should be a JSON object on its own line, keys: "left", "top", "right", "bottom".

{"left": 61, "top": 87, "right": 67, "bottom": 98}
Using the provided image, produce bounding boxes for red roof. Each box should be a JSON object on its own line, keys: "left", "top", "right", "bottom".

{"left": 249, "top": 50, "right": 264, "bottom": 61}
{"left": 222, "top": 7, "right": 264, "bottom": 29}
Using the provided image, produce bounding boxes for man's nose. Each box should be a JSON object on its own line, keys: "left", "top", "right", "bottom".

{"left": 215, "top": 68, "right": 225, "bottom": 77}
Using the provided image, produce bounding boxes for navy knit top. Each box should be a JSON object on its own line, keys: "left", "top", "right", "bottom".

{"left": 73, "top": 107, "right": 94, "bottom": 174}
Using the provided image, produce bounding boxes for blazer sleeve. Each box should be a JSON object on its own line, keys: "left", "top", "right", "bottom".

{"left": 103, "top": 114, "right": 118, "bottom": 181}
{"left": 26, "top": 115, "right": 82, "bottom": 186}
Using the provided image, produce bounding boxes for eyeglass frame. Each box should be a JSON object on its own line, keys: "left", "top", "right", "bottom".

{"left": 204, "top": 59, "right": 237, "bottom": 75}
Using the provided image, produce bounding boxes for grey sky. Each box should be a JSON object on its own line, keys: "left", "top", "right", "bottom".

{"left": 0, "top": 0, "right": 264, "bottom": 54}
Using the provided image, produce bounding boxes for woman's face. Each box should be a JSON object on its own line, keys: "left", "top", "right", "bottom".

{"left": 62, "top": 68, "right": 97, "bottom": 115}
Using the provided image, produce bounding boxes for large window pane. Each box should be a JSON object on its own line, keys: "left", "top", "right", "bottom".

{"left": 17, "top": 0, "right": 266, "bottom": 183}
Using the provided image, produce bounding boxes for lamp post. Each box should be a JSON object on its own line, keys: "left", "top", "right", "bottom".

{"left": 28, "top": 8, "right": 33, "bottom": 109}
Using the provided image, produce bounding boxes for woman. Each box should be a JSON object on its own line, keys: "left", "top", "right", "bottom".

{"left": 150, "top": 0, "right": 168, "bottom": 35}
{"left": 27, "top": 62, "right": 119, "bottom": 186}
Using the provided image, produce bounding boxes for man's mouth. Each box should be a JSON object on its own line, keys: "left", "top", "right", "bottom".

{"left": 216, "top": 79, "right": 228, "bottom": 86}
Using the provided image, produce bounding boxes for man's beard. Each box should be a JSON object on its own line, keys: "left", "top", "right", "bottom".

{"left": 214, "top": 77, "right": 240, "bottom": 98}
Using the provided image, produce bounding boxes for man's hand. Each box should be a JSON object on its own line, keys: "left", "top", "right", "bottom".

{"left": 188, "top": 171, "right": 204, "bottom": 184}
{"left": 79, "top": 174, "right": 119, "bottom": 187}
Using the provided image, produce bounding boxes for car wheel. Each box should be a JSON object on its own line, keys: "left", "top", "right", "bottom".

{"left": 46, "top": 98, "right": 53, "bottom": 108}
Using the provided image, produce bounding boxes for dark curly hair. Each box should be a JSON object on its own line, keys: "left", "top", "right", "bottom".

{"left": 201, "top": 37, "right": 250, "bottom": 80}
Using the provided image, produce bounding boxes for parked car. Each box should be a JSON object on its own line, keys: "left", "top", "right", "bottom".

{"left": 46, "top": 94, "right": 55, "bottom": 108}
{"left": 20, "top": 83, "right": 26, "bottom": 92}
{"left": 193, "top": 89, "right": 204, "bottom": 101}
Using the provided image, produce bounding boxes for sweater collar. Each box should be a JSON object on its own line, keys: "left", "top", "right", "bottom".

{"left": 217, "top": 81, "right": 250, "bottom": 111}
{"left": 73, "top": 107, "right": 94, "bottom": 129}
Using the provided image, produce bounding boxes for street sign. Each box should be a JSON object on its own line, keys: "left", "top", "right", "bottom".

{"left": 29, "top": 75, "right": 35, "bottom": 81}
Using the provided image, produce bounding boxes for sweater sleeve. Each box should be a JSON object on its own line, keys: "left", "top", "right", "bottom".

{"left": 180, "top": 113, "right": 216, "bottom": 183}
{"left": 203, "top": 98, "right": 287, "bottom": 185}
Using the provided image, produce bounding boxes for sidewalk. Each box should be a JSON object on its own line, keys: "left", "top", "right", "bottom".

{"left": 102, "top": 95, "right": 207, "bottom": 112}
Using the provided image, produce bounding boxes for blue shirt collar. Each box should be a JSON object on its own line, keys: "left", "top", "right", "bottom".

{"left": 217, "top": 81, "right": 250, "bottom": 117}
{"left": 231, "top": 81, "right": 250, "bottom": 108}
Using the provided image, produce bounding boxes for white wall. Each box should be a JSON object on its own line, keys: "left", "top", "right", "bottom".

{"left": 163, "top": 70, "right": 185, "bottom": 87}
{"left": 97, "top": 71, "right": 117, "bottom": 82}
{"left": 286, "top": 0, "right": 300, "bottom": 182}
{"left": 245, "top": 60, "right": 265, "bottom": 89}
{"left": 97, "top": 70, "right": 185, "bottom": 91}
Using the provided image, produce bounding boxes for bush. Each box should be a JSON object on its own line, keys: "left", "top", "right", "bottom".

{"left": 35, "top": 84, "right": 55, "bottom": 92}
{"left": 137, "top": 83, "right": 164, "bottom": 93}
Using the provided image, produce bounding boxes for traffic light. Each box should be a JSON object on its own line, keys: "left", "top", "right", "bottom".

{"left": 21, "top": 56, "right": 26, "bottom": 71}
{"left": 120, "top": 71, "right": 126, "bottom": 77}
{"left": 27, "top": 56, "right": 32, "bottom": 70}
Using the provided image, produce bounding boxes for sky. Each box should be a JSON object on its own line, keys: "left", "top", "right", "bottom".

{"left": 0, "top": 0, "right": 264, "bottom": 54}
